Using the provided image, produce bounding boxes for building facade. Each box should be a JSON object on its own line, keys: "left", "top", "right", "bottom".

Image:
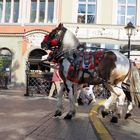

{"left": 0, "top": 0, "right": 140, "bottom": 87}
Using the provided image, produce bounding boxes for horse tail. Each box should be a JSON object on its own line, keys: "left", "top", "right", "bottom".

{"left": 130, "top": 62, "right": 140, "bottom": 107}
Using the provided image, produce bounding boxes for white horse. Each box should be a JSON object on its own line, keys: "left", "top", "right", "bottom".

{"left": 41, "top": 23, "right": 140, "bottom": 122}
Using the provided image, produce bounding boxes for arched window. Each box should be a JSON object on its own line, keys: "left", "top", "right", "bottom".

{"left": 0, "top": 48, "right": 12, "bottom": 72}
{"left": 0, "top": 48, "right": 12, "bottom": 88}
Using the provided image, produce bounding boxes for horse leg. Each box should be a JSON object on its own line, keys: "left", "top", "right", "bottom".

{"left": 101, "top": 92, "right": 117, "bottom": 118}
{"left": 77, "top": 85, "right": 83, "bottom": 104}
{"left": 64, "top": 83, "right": 77, "bottom": 120}
{"left": 73, "top": 83, "right": 79, "bottom": 107}
{"left": 125, "top": 101, "right": 133, "bottom": 119}
{"left": 109, "top": 85, "right": 126, "bottom": 123}
{"left": 125, "top": 90, "right": 133, "bottom": 119}
{"left": 110, "top": 93, "right": 125, "bottom": 123}
{"left": 121, "top": 84, "right": 133, "bottom": 119}
{"left": 101, "top": 83, "right": 126, "bottom": 123}
{"left": 54, "top": 84, "right": 65, "bottom": 117}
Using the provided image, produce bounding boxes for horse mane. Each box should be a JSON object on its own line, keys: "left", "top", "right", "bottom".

{"left": 62, "top": 27, "right": 80, "bottom": 51}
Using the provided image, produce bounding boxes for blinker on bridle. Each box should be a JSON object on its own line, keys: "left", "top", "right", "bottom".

{"left": 43, "top": 34, "right": 59, "bottom": 48}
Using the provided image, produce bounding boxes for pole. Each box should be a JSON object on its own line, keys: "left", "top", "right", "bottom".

{"left": 24, "top": 61, "right": 29, "bottom": 96}
{"left": 128, "top": 36, "right": 131, "bottom": 59}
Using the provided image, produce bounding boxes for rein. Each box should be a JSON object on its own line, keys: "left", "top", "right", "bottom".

{"left": 53, "top": 48, "right": 77, "bottom": 60}
{"left": 40, "top": 49, "right": 77, "bottom": 70}
{"left": 40, "top": 60, "right": 59, "bottom": 70}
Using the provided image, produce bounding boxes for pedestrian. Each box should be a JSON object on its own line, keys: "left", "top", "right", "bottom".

{"left": 85, "top": 85, "right": 96, "bottom": 104}
{"left": 48, "top": 67, "right": 62, "bottom": 98}
{"left": 77, "top": 84, "right": 96, "bottom": 105}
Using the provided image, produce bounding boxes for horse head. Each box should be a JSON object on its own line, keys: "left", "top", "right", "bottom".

{"left": 41, "top": 23, "right": 67, "bottom": 62}
{"left": 41, "top": 23, "right": 64, "bottom": 51}
{"left": 41, "top": 23, "right": 80, "bottom": 51}
{"left": 41, "top": 23, "right": 80, "bottom": 62}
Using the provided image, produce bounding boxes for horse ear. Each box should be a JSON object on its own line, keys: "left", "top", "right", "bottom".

{"left": 57, "top": 23, "right": 63, "bottom": 29}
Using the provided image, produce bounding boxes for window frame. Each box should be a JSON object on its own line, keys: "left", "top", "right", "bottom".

{"left": 30, "top": 0, "right": 55, "bottom": 24}
{"left": 117, "top": 0, "right": 136, "bottom": 25}
{"left": 77, "top": 0, "right": 97, "bottom": 24}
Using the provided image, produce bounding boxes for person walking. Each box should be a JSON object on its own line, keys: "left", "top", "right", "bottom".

{"left": 48, "top": 68, "right": 62, "bottom": 98}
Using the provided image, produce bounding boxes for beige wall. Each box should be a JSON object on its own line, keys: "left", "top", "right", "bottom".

{"left": 99, "top": 0, "right": 113, "bottom": 24}
{"left": 60, "top": 0, "right": 116, "bottom": 25}
{"left": 0, "top": 37, "right": 26, "bottom": 86}
{"left": 136, "top": 0, "right": 140, "bottom": 26}
{"left": 61, "top": 0, "right": 74, "bottom": 22}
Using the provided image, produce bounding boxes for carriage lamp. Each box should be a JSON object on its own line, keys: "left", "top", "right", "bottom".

{"left": 124, "top": 22, "right": 135, "bottom": 59}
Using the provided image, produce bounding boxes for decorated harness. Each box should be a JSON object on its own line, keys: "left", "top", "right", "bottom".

{"left": 42, "top": 27, "right": 104, "bottom": 84}
{"left": 66, "top": 46, "right": 104, "bottom": 83}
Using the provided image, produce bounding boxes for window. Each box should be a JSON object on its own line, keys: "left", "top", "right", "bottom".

{"left": 5, "top": 0, "right": 11, "bottom": 23}
{"left": 0, "top": 0, "right": 19, "bottom": 23}
{"left": 0, "top": 0, "right": 2, "bottom": 22}
{"left": 13, "top": 0, "right": 19, "bottom": 22}
{"left": 0, "top": 0, "right": 55, "bottom": 24}
{"left": 0, "top": 48, "right": 12, "bottom": 87}
{"left": 30, "top": 0, "right": 54, "bottom": 23}
{"left": 117, "top": 0, "right": 136, "bottom": 25}
{"left": 47, "top": 0, "right": 54, "bottom": 23}
{"left": 30, "top": 0, "right": 37, "bottom": 23}
{"left": 77, "top": 0, "right": 96, "bottom": 24}
{"left": 39, "top": 0, "right": 45, "bottom": 22}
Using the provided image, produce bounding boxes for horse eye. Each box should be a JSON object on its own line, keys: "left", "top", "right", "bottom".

{"left": 51, "top": 32, "right": 56, "bottom": 37}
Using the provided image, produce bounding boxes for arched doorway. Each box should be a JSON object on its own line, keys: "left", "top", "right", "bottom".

{"left": 25, "top": 49, "right": 52, "bottom": 96}
{"left": 28, "top": 49, "right": 50, "bottom": 71}
{"left": 0, "top": 48, "right": 12, "bottom": 89}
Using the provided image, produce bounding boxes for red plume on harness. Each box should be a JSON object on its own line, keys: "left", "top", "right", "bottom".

{"left": 50, "top": 39, "right": 59, "bottom": 46}
{"left": 43, "top": 35, "right": 49, "bottom": 42}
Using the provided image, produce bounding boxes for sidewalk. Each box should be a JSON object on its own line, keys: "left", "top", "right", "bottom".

{"left": 101, "top": 105, "right": 140, "bottom": 140}
{"left": 92, "top": 100, "right": 140, "bottom": 140}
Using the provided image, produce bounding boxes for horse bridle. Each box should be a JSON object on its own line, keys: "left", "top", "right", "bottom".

{"left": 46, "top": 27, "right": 67, "bottom": 63}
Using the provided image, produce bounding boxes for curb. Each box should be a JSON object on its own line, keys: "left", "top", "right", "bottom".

{"left": 89, "top": 100, "right": 113, "bottom": 140}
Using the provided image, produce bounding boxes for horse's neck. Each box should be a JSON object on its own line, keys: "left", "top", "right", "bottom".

{"left": 62, "top": 30, "right": 80, "bottom": 51}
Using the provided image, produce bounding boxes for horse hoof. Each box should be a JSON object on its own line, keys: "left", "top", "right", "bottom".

{"left": 125, "top": 113, "right": 132, "bottom": 119}
{"left": 64, "top": 114, "right": 72, "bottom": 120}
{"left": 54, "top": 110, "right": 62, "bottom": 117}
{"left": 64, "top": 111, "right": 76, "bottom": 120}
{"left": 117, "top": 113, "right": 121, "bottom": 119}
{"left": 110, "top": 116, "right": 118, "bottom": 123}
{"left": 101, "top": 110, "right": 109, "bottom": 118}
{"left": 77, "top": 98, "right": 84, "bottom": 105}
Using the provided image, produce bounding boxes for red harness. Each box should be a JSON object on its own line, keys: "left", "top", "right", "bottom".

{"left": 67, "top": 50, "right": 104, "bottom": 83}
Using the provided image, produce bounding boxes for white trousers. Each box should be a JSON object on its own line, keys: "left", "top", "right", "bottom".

{"left": 48, "top": 81, "right": 61, "bottom": 97}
